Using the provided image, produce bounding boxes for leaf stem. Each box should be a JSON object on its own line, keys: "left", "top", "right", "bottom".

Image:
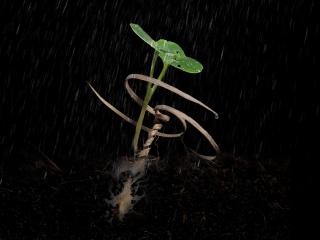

{"left": 132, "top": 59, "right": 169, "bottom": 153}
{"left": 149, "top": 50, "right": 158, "bottom": 78}
{"left": 145, "top": 50, "right": 158, "bottom": 94}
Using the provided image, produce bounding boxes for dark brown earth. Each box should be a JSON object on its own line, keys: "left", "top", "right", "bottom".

{"left": 0, "top": 145, "right": 290, "bottom": 239}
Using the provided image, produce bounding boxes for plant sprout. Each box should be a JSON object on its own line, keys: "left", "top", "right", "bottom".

{"left": 130, "top": 23, "right": 204, "bottom": 153}
{"left": 88, "top": 23, "right": 220, "bottom": 221}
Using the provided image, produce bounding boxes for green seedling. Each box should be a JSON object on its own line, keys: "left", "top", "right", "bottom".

{"left": 88, "top": 23, "right": 220, "bottom": 221}
{"left": 130, "top": 23, "right": 203, "bottom": 153}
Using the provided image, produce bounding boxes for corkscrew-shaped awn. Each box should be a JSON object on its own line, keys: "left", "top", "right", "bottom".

{"left": 88, "top": 73, "right": 220, "bottom": 161}
{"left": 89, "top": 74, "right": 220, "bottom": 221}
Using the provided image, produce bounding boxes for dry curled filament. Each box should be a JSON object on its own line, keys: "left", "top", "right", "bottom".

{"left": 88, "top": 73, "right": 220, "bottom": 161}
{"left": 88, "top": 74, "right": 220, "bottom": 221}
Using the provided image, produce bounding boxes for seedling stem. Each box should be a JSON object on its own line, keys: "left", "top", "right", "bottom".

{"left": 132, "top": 50, "right": 169, "bottom": 153}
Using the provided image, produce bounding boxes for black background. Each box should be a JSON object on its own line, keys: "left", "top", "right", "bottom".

{"left": 1, "top": 0, "right": 316, "bottom": 166}
{"left": 0, "top": 0, "right": 318, "bottom": 238}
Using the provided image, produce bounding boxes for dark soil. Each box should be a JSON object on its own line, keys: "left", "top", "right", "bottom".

{"left": 0, "top": 145, "right": 290, "bottom": 240}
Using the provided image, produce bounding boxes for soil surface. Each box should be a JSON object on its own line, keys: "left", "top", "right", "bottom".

{"left": 0, "top": 146, "right": 290, "bottom": 239}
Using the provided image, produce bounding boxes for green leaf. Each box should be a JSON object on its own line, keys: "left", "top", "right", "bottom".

{"left": 154, "top": 39, "right": 185, "bottom": 56}
{"left": 130, "top": 23, "right": 203, "bottom": 74}
{"left": 155, "top": 40, "right": 203, "bottom": 73}
{"left": 130, "top": 23, "right": 155, "bottom": 47}
{"left": 158, "top": 52, "right": 203, "bottom": 73}
{"left": 169, "top": 56, "right": 203, "bottom": 74}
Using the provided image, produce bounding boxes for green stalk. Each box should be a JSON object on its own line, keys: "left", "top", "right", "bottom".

{"left": 149, "top": 50, "right": 158, "bottom": 78}
{"left": 132, "top": 54, "right": 169, "bottom": 153}
{"left": 145, "top": 50, "right": 158, "bottom": 95}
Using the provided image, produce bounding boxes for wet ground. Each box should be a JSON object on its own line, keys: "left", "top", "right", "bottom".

{"left": 0, "top": 146, "right": 290, "bottom": 239}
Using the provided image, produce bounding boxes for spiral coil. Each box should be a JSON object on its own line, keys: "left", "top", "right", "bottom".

{"left": 88, "top": 73, "right": 220, "bottom": 161}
